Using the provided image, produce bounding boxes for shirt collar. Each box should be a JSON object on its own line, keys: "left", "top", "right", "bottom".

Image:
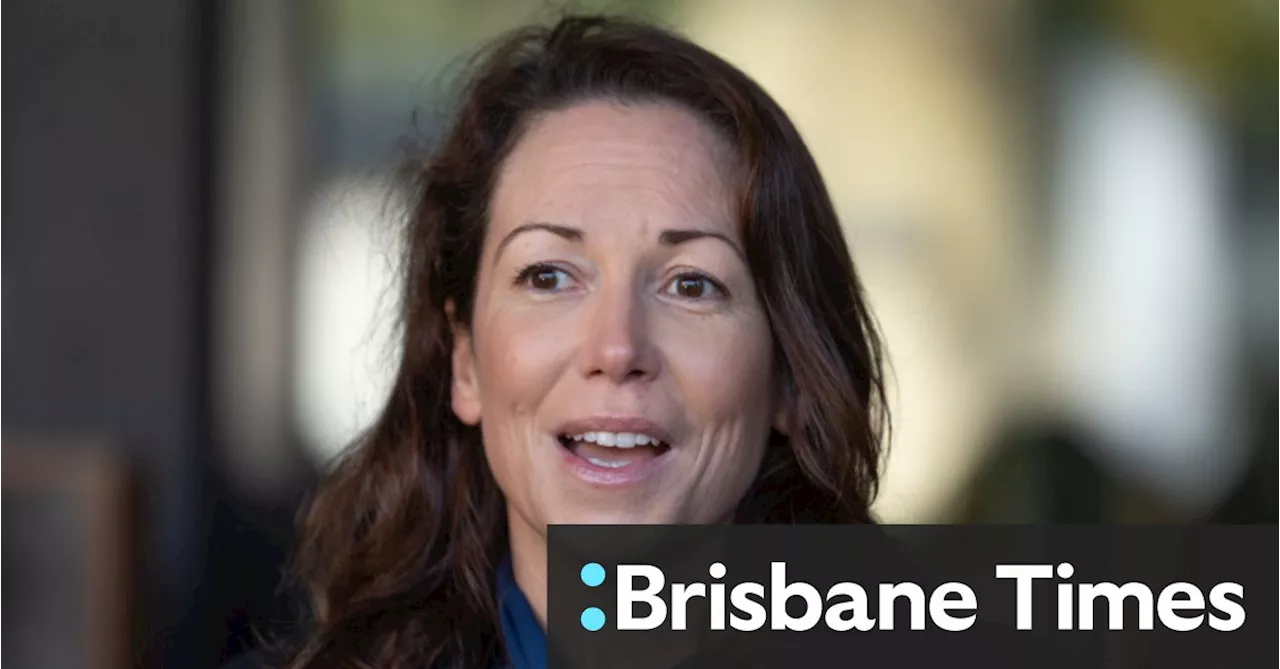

{"left": 497, "top": 556, "right": 547, "bottom": 669}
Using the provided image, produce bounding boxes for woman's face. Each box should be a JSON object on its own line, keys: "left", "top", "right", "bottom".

{"left": 451, "top": 100, "right": 782, "bottom": 536}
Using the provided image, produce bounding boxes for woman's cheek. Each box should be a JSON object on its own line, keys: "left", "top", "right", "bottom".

{"left": 477, "top": 303, "right": 576, "bottom": 400}
{"left": 662, "top": 312, "right": 773, "bottom": 388}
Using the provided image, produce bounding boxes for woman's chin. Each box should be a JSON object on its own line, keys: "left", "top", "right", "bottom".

{"left": 548, "top": 507, "right": 671, "bottom": 527}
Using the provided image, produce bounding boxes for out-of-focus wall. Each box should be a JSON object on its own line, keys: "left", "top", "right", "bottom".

{"left": 3, "top": 1, "right": 213, "bottom": 667}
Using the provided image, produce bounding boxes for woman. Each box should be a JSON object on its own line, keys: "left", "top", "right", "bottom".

{"left": 257, "top": 13, "right": 887, "bottom": 669}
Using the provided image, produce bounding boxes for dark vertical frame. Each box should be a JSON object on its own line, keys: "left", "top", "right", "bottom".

{"left": 2, "top": 0, "right": 228, "bottom": 665}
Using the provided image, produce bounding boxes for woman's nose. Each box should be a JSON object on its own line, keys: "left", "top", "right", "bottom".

{"left": 578, "top": 284, "right": 660, "bottom": 384}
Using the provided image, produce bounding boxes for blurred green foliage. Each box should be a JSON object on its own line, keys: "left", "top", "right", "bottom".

{"left": 1050, "top": 0, "right": 1276, "bottom": 130}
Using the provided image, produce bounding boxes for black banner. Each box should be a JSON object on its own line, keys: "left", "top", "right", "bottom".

{"left": 547, "top": 525, "right": 1277, "bottom": 668}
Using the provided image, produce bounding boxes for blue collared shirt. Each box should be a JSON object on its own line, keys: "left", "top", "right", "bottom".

{"left": 497, "top": 557, "right": 547, "bottom": 669}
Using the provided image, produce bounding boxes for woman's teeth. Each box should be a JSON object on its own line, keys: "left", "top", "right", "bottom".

{"left": 584, "top": 456, "right": 631, "bottom": 469}
{"left": 561, "top": 430, "right": 670, "bottom": 470}
{"left": 568, "top": 431, "right": 662, "bottom": 448}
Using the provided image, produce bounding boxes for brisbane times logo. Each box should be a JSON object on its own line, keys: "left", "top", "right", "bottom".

{"left": 572, "top": 561, "right": 1246, "bottom": 633}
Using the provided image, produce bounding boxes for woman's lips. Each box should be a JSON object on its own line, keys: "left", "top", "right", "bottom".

{"left": 568, "top": 439, "right": 664, "bottom": 468}
{"left": 553, "top": 416, "right": 675, "bottom": 446}
{"left": 555, "top": 434, "right": 673, "bottom": 486}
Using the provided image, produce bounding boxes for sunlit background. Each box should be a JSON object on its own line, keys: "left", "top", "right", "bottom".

{"left": 4, "top": 1, "right": 1275, "bottom": 667}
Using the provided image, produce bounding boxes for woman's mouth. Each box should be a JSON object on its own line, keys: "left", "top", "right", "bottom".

{"left": 551, "top": 416, "right": 678, "bottom": 485}
{"left": 558, "top": 431, "right": 671, "bottom": 468}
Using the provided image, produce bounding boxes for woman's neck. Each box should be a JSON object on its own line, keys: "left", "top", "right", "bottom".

{"left": 507, "top": 509, "right": 549, "bottom": 628}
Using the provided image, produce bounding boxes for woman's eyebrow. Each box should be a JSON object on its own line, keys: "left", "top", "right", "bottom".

{"left": 492, "top": 222, "right": 582, "bottom": 264}
{"left": 491, "top": 222, "right": 747, "bottom": 264}
{"left": 660, "top": 228, "right": 747, "bottom": 263}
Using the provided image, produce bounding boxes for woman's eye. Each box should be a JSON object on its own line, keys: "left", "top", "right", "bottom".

{"left": 664, "top": 273, "right": 724, "bottom": 300}
{"left": 517, "top": 264, "right": 575, "bottom": 292}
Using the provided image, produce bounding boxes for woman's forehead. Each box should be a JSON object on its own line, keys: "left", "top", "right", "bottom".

{"left": 489, "top": 100, "right": 740, "bottom": 240}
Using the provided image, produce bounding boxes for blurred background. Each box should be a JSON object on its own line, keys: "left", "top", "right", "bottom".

{"left": 3, "top": 0, "right": 1275, "bottom": 667}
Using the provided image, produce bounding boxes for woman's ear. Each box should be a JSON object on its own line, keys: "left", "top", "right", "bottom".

{"left": 447, "top": 300, "right": 482, "bottom": 425}
{"left": 772, "top": 402, "right": 790, "bottom": 436}
{"left": 772, "top": 372, "right": 791, "bottom": 436}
